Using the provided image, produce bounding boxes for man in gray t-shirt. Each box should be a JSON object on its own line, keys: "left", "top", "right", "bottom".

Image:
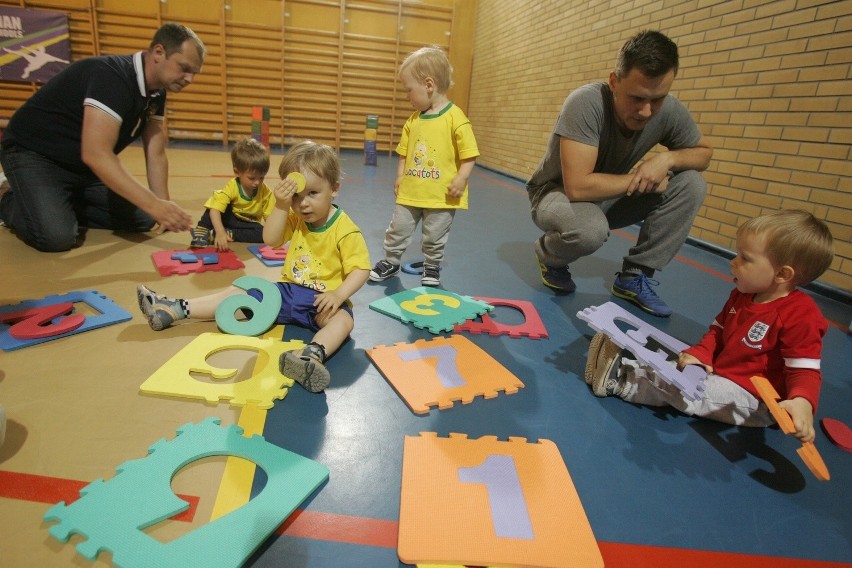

{"left": 527, "top": 30, "right": 712, "bottom": 317}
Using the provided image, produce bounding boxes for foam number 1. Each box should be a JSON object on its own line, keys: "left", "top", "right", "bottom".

{"left": 398, "top": 345, "right": 465, "bottom": 388}
{"left": 458, "top": 454, "right": 534, "bottom": 540}
{"left": 215, "top": 276, "right": 282, "bottom": 337}
{"left": 400, "top": 293, "right": 461, "bottom": 316}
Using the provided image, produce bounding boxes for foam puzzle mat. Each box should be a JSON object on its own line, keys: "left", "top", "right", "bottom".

{"left": 367, "top": 335, "right": 524, "bottom": 414}
{"left": 152, "top": 247, "right": 245, "bottom": 276}
{"left": 398, "top": 432, "right": 603, "bottom": 567}
{"left": 44, "top": 418, "right": 329, "bottom": 568}
{"left": 369, "top": 287, "right": 492, "bottom": 334}
{"left": 139, "top": 332, "right": 301, "bottom": 408}
{"left": 0, "top": 290, "right": 131, "bottom": 351}
{"left": 454, "top": 296, "right": 548, "bottom": 339}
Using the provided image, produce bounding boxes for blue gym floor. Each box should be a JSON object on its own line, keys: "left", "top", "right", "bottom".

{"left": 249, "top": 151, "right": 851, "bottom": 566}
{"left": 0, "top": 145, "right": 849, "bottom": 567}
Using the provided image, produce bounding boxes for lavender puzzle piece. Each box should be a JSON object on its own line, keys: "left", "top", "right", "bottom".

{"left": 577, "top": 302, "right": 706, "bottom": 401}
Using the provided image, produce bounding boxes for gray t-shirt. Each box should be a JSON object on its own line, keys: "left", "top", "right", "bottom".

{"left": 526, "top": 82, "right": 702, "bottom": 206}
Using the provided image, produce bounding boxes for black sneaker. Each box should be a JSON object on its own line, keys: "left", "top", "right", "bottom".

{"left": 189, "top": 226, "right": 211, "bottom": 248}
{"left": 537, "top": 258, "right": 576, "bottom": 293}
{"left": 369, "top": 260, "right": 400, "bottom": 282}
{"left": 421, "top": 263, "right": 440, "bottom": 287}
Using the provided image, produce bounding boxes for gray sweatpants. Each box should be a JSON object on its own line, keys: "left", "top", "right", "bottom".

{"left": 617, "top": 359, "right": 774, "bottom": 427}
{"left": 381, "top": 204, "right": 455, "bottom": 266}
{"left": 531, "top": 170, "right": 706, "bottom": 272}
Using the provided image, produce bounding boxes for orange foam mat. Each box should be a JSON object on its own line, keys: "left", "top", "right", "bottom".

{"left": 398, "top": 432, "right": 603, "bottom": 567}
{"left": 367, "top": 335, "right": 524, "bottom": 414}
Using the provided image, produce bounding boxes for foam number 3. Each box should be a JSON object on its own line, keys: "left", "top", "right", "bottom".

{"left": 400, "top": 293, "right": 461, "bottom": 316}
{"left": 398, "top": 345, "right": 465, "bottom": 388}
{"left": 215, "top": 276, "right": 282, "bottom": 337}
{"left": 458, "top": 454, "right": 534, "bottom": 540}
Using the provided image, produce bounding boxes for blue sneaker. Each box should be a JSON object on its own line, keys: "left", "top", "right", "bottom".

{"left": 537, "top": 258, "right": 576, "bottom": 293}
{"left": 611, "top": 272, "right": 672, "bottom": 317}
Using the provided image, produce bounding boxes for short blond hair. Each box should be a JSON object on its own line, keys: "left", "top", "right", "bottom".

{"left": 278, "top": 140, "right": 340, "bottom": 189}
{"left": 738, "top": 209, "right": 834, "bottom": 285}
{"left": 231, "top": 138, "right": 269, "bottom": 174}
{"left": 400, "top": 45, "right": 453, "bottom": 93}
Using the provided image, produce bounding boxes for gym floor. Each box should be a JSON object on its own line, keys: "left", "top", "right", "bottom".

{"left": 0, "top": 143, "right": 850, "bottom": 567}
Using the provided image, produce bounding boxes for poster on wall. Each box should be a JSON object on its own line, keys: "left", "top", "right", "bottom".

{"left": 0, "top": 6, "right": 70, "bottom": 84}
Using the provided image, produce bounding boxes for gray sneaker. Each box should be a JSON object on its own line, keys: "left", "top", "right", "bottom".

{"left": 136, "top": 283, "right": 184, "bottom": 331}
{"left": 421, "top": 263, "right": 440, "bottom": 287}
{"left": 280, "top": 345, "right": 330, "bottom": 393}
{"left": 584, "top": 332, "right": 625, "bottom": 397}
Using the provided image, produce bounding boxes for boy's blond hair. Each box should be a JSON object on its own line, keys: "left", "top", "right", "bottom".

{"left": 278, "top": 140, "right": 340, "bottom": 190}
{"left": 400, "top": 45, "right": 453, "bottom": 93}
{"left": 738, "top": 209, "right": 834, "bottom": 285}
{"left": 231, "top": 138, "right": 270, "bottom": 174}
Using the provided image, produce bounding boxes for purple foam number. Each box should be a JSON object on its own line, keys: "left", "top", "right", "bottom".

{"left": 577, "top": 302, "right": 707, "bottom": 401}
{"left": 398, "top": 345, "right": 465, "bottom": 388}
{"left": 458, "top": 454, "right": 534, "bottom": 540}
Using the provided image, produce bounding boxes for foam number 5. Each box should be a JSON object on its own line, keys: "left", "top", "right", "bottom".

{"left": 458, "top": 454, "right": 534, "bottom": 539}
{"left": 400, "top": 293, "right": 461, "bottom": 316}
{"left": 215, "top": 276, "right": 282, "bottom": 337}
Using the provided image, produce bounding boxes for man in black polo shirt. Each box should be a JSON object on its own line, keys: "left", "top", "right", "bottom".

{"left": 0, "top": 22, "right": 205, "bottom": 252}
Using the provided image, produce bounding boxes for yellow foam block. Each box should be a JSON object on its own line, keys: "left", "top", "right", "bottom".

{"left": 140, "top": 332, "right": 303, "bottom": 409}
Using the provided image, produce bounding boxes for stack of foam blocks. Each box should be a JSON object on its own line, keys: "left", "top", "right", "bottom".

{"left": 365, "top": 114, "right": 378, "bottom": 166}
{"left": 252, "top": 106, "right": 270, "bottom": 149}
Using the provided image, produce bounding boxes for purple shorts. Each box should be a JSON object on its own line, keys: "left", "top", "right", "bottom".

{"left": 247, "top": 282, "right": 352, "bottom": 332}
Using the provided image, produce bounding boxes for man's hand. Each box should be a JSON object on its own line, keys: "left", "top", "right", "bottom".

{"left": 626, "top": 154, "right": 671, "bottom": 196}
{"left": 149, "top": 199, "right": 192, "bottom": 233}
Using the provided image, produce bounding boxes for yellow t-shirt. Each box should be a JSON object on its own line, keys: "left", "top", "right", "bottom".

{"left": 279, "top": 206, "right": 371, "bottom": 293}
{"left": 203, "top": 178, "right": 275, "bottom": 223}
{"left": 395, "top": 103, "right": 479, "bottom": 210}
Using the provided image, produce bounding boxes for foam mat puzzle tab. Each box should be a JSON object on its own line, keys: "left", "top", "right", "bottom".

{"left": 0, "top": 290, "right": 131, "bottom": 351}
{"left": 367, "top": 335, "right": 524, "bottom": 414}
{"left": 152, "top": 247, "right": 244, "bottom": 276}
{"left": 44, "top": 417, "right": 329, "bottom": 568}
{"left": 140, "top": 332, "right": 302, "bottom": 408}
{"left": 399, "top": 432, "right": 603, "bottom": 567}
{"left": 369, "top": 287, "right": 492, "bottom": 334}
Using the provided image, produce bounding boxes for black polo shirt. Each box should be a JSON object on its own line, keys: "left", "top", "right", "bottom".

{"left": 4, "top": 51, "right": 166, "bottom": 175}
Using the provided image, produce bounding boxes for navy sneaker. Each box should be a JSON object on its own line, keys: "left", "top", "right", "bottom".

{"left": 611, "top": 272, "right": 672, "bottom": 317}
{"left": 537, "top": 259, "right": 576, "bottom": 293}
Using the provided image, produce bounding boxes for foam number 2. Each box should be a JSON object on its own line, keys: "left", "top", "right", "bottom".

{"left": 0, "top": 302, "right": 85, "bottom": 339}
{"left": 398, "top": 345, "right": 465, "bottom": 388}
{"left": 400, "top": 293, "right": 461, "bottom": 316}
{"left": 458, "top": 454, "right": 534, "bottom": 540}
{"left": 215, "top": 276, "right": 282, "bottom": 337}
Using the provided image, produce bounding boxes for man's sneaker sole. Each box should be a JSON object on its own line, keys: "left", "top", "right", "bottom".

{"left": 280, "top": 351, "right": 330, "bottom": 393}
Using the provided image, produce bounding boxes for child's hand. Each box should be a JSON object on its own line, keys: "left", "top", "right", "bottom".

{"left": 393, "top": 175, "right": 403, "bottom": 196}
{"left": 314, "top": 290, "right": 344, "bottom": 320}
{"left": 779, "top": 397, "right": 815, "bottom": 442}
{"left": 272, "top": 177, "right": 299, "bottom": 206}
{"left": 447, "top": 175, "right": 467, "bottom": 198}
{"left": 677, "top": 352, "right": 712, "bottom": 373}
{"left": 213, "top": 231, "right": 232, "bottom": 251}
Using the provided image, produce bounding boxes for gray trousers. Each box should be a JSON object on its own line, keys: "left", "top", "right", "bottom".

{"left": 382, "top": 204, "right": 456, "bottom": 266}
{"left": 531, "top": 170, "right": 706, "bottom": 272}
{"left": 618, "top": 359, "right": 774, "bottom": 427}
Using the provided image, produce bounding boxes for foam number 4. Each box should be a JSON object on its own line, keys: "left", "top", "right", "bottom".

{"left": 398, "top": 345, "right": 465, "bottom": 388}
{"left": 215, "top": 276, "right": 282, "bottom": 337}
{"left": 400, "top": 293, "right": 461, "bottom": 316}
{"left": 458, "top": 454, "right": 534, "bottom": 540}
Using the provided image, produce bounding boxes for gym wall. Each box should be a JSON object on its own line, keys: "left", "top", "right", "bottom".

{"left": 0, "top": 0, "right": 475, "bottom": 154}
{"left": 467, "top": 0, "right": 850, "bottom": 291}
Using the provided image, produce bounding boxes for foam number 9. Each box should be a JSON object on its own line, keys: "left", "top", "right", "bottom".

{"left": 215, "top": 276, "right": 282, "bottom": 337}
{"left": 400, "top": 293, "right": 461, "bottom": 316}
